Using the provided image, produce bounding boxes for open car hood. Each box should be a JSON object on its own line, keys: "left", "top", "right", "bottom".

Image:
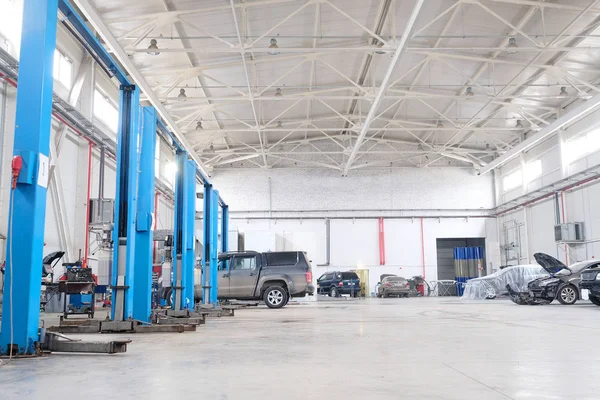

{"left": 534, "top": 253, "right": 568, "bottom": 274}
{"left": 42, "top": 251, "right": 65, "bottom": 265}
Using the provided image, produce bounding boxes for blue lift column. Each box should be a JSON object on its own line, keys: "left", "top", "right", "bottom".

{"left": 131, "top": 106, "right": 157, "bottom": 322}
{"left": 0, "top": 0, "right": 58, "bottom": 355}
{"left": 172, "top": 152, "right": 196, "bottom": 310}
{"left": 221, "top": 204, "right": 229, "bottom": 253}
{"left": 111, "top": 85, "right": 141, "bottom": 322}
{"left": 202, "top": 184, "right": 220, "bottom": 305}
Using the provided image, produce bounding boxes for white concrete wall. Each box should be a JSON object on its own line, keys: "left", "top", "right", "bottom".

{"left": 227, "top": 217, "right": 497, "bottom": 295}
{"left": 213, "top": 168, "right": 495, "bottom": 214}
{"left": 210, "top": 168, "right": 499, "bottom": 294}
{"left": 496, "top": 104, "right": 600, "bottom": 266}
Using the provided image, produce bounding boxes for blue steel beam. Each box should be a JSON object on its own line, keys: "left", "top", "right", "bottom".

{"left": 111, "top": 85, "right": 141, "bottom": 322}
{"left": 0, "top": 0, "right": 59, "bottom": 356}
{"left": 58, "top": 0, "right": 129, "bottom": 85}
{"left": 58, "top": 0, "right": 229, "bottom": 209}
{"left": 132, "top": 106, "right": 157, "bottom": 322}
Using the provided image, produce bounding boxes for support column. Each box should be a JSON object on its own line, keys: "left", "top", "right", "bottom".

{"left": 0, "top": 0, "right": 58, "bottom": 355}
{"left": 202, "top": 184, "right": 219, "bottom": 305}
{"left": 132, "top": 106, "right": 157, "bottom": 322}
{"left": 210, "top": 190, "right": 220, "bottom": 305}
{"left": 172, "top": 151, "right": 195, "bottom": 310}
{"left": 184, "top": 160, "right": 196, "bottom": 307}
{"left": 111, "top": 85, "right": 141, "bottom": 322}
{"left": 221, "top": 205, "right": 229, "bottom": 253}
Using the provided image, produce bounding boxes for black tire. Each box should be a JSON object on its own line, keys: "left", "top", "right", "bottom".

{"left": 557, "top": 284, "right": 578, "bottom": 305}
{"left": 329, "top": 287, "right": 340, "bottom": 298}
{"left": 263, "top": 285, "right": 287, "bottom": 309}
{"left": 590, "top": 294, "right": 600, "bottom": 306}
{"left": 376, "top": 293, "right": 382, "bottom": 298}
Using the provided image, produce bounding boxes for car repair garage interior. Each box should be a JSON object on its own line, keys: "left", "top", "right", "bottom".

{"left": 3, "top": 0, "right": 600, "bottom": 398}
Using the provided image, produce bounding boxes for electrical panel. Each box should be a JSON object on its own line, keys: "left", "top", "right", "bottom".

{"left": 554, "top": 222, "right": 585, "bottom": 242}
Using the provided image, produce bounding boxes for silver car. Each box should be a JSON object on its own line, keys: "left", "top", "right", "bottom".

{"left": 377, "top": 276, "right": 410, "bottom": 298}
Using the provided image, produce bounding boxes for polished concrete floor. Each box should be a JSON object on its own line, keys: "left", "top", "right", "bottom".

{"left": 2, "top": 297, "right": 600, "bottom": 399}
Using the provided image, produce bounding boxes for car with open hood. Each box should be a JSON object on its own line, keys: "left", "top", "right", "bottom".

{"left": 506, "top": 253, "right": 600, "bottom": 305}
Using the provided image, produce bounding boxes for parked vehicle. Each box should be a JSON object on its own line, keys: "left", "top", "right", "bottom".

{"left": 216, "top": 251, "right": 314, "bottom": 308}
{"left": 506, "top": 253, "right": 599, "bottom": 305}
{"left": 317, "top": 271, "right": 361, "bottom": 297}
{"left": 461, "top": 264, "right": 548, "bottom": 300}
{"left": 377, "top": 275, "right": 410, "bottom": 298}
{"left": 575, "top": 263, "right": 600, "bottom": 305}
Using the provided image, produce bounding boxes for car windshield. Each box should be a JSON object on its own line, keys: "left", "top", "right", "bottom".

{"left": 341, "top": 272, "right": 359, "bottom": 280}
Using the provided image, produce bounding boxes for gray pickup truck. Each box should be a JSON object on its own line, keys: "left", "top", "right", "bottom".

{"left": 217, "top": 251, "right": 315, "bottom": 308}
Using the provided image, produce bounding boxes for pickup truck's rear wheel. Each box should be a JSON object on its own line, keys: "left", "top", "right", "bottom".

{"left": 590, "top": 294, "right": 600, "bottom": 306}
{"left": 263, "top": 286, "right": 287, "bottom": 309}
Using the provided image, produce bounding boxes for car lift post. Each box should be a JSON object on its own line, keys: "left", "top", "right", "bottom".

{"left": 171, "top": 151, "right": 196, "bottom": 311}
{"left": 132, "top": 106, "right": 157, "bottom": 323}
{"left": 221, "top": 204, "right": 229, "bottom": 253}
{"left": 0, "top": 0, "right": 59, "bottom": 356}
{"left": 110, "top": 84, "right": 141, "bottom": 327}
{"left": 202, "top": 184, "right": 220, "bottom": 305}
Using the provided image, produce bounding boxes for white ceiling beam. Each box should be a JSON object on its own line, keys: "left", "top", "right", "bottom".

{"left": 344, "top": 0, "right": 424, "bottom": 175}
{"left": 468, "top": 0, "right": 600, "bottom": 13}
{"left": 229, "top": 0, "right": 267, "bottom": 167}
{"left": 105, "top": 0, "right": 301, "bottom": 23}
{"left": 72, "top": 0, "right": 213, "bottom": 180}
{"left": 414, "top": 51, "right": 600, "bottom": 75}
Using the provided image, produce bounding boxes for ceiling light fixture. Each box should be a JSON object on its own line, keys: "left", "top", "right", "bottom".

{"left": 268, "top": 38, "right": 280, "bottom": 55}
{"left": 507, "top": 37, "right": 518, "bottom": 54}
{"left": 465, "top": 87, "right": 474, "bottom": 97}
{"left": 196, "top": 120, "right": 203, "bottom": 130}
{"left": 276, "top": 121, "right": 283, "bottom": 128}
{"left": 178, "top": 88, "right": 187, "bottom": 100}
{"left": 560, "top": 86, "right": 568, "bottom": 97}
{"left": 436, "top": 120, "right": 444, "bottom": 129}
{"left": 274, "top": 88, "right": 283, "bottom": 99}
{"left": 375, "top": 42, "right": 385, "bottom": 55}
{"left": 147, "top": 39, "right": 160, "bottom": 55}
{"left": 516, "top": 119, "right": 523, "bottom": 128}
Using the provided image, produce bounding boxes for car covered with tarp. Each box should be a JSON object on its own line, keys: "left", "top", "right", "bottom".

{"left": 461, "top": 264, "right": 548, "bottom": 300}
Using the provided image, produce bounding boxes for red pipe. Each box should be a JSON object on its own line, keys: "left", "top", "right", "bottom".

{"left": 83, "top": 142, "right": 93, "bottom": 266}
{"left": 561, "top": 192, "right": 569, "bottom": 266}
{"left": 420, "top": 217, "right": 426, "bottom": 278}
{"left": 378, "top": 217, "right": 386, "bottom": 265}
{"left": 153, "top": 192, "right": 160, "bottom": 263}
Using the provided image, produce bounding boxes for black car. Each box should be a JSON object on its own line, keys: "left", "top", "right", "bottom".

{"left": 579, "top": 266, "right": 600, "bottom": 306}
{"left": 317, "top": 271, "right": 361, "bottom": 297}
{"left": 507, "top": 253, "right": 598, "bottom": 305}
